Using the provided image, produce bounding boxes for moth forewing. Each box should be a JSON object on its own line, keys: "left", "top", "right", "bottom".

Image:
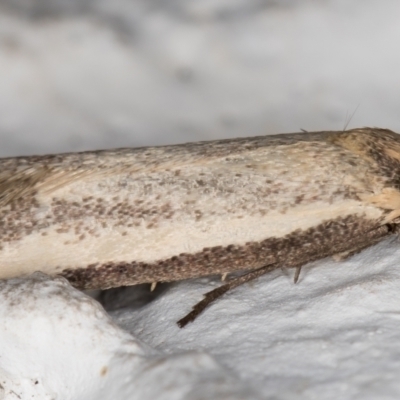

{"left": 1, "top": 127, "right": 400, "bottom": 325}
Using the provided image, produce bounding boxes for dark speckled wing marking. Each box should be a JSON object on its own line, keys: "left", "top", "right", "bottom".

{"left": 1, "top": 127, "right": 400, "bottom": 326}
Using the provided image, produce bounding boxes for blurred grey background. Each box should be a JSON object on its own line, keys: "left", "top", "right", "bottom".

{"left": 1, "top": 0, "right": 400, "bottom": 156}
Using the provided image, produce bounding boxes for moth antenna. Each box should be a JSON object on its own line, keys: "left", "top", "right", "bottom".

{"left": 177, "top": 263, "right": 278, "bottom": 328}
{"left": 343, "top": 104, "right": 360, "bottom": 132}
{"left": 294, "top": 265, "right": 302, "bottom": 284}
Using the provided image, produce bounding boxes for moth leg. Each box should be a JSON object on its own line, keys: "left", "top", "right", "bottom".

{"left": 293, "top": 266, "right": 302, "bottom": 284}
{"left": 221, "top": 272, "right": 228, "bottom": 281}
{"left": 178, "top": 224, "right": 394, "bottom": 328}
{"left": 177, "top": 263, "right": 278, "bottom": 328}
{"left": 332, "top": 248, "right": 362, "bottom": 262}
{"left": 150, "top": 282, "right": 157, "bottom": 292}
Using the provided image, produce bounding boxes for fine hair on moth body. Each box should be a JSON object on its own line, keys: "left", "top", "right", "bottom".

{"left": 1, "top": 127, "right": 400, "bottom": 327}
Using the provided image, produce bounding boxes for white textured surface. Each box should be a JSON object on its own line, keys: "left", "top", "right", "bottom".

{"left": 2, "top": 0, "right": 400, "bottom": 399}
{"left": 0, "top": 273, "right": 252, "bottom": 399}
{"left": 116, "top": 239, "right": 400, "bottom": 400}
{"left": 0, "top": 273, "right": 146, "bottom": 399}
{"left": 2, "top": 240, "right": 400, "bottom": 399}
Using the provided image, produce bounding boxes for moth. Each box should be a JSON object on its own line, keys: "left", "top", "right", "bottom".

{"left": 1, "top": 127, "right": 400, "bottom": 327}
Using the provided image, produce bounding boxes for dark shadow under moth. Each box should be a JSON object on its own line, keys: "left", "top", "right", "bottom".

{"left": 1, "top": 128, "right": 400, "bottom": 326}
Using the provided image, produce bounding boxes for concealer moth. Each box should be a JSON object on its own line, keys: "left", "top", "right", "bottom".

{"left": 1, "top": 127, "right": 400, "bottom": 326}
